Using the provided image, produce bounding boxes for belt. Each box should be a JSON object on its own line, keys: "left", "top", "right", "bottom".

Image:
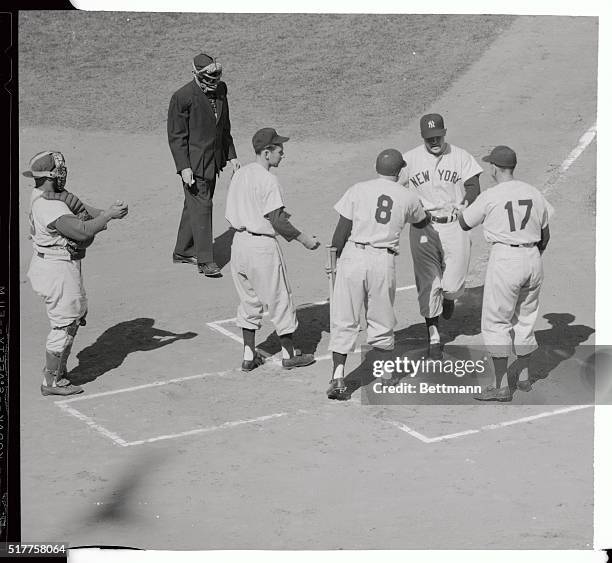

{"left": 496, "top": 242, "right": 537, "bottom": 248}
{"left": 237, "top": 229, "right": 275, "bottom": 238}
{"left": 430, "top": 215, "right": 456, "bottom": 224}
{"left": 353, "top": 242, "right": 398, "bottom": 256}
{"left": 37, "top": 252, "right": 46, "bottom": 259}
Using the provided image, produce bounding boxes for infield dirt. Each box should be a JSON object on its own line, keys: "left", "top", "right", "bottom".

{"left": 18, "top": 14, "right": 596, "bottom": 550}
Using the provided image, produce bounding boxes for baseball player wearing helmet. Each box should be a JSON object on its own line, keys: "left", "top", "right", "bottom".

{"left": 24, "top": 151, "right": 128, "bottom": 396}
{"left": 459, "top": 146, "right": 552, "bottom": 401}
{"left": 326, "top": 149, "right": 430, "bottom": 400}
{"left": 399, "top": 114, "right": 483, "bottom": 359}
{"left": 225, "top": 128, "right": 320, "bottom": 371}
{"left": 167, "top": 53, "right": 240, "bottom": 277}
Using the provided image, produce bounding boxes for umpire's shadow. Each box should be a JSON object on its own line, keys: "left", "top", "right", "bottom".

{"left": 68, "top": 318, "right": 197, "bottom": 385}
{"left": 213, "top": 228, "right": 235, "bottom": 269}
{"left": 256, "top": 302, "right": 330, "bottom": 356}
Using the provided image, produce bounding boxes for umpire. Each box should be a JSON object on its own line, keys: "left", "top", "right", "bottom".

{"left": 167, "top": 52, "right": 240, "bottom": 277}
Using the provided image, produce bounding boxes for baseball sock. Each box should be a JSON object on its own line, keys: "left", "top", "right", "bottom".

{"left": 492, "top": 356, "right": 509, "bottom": 388}
{"left": 242, "top": 328, "right": 255, "bottom": 361}
{"left": 279, "top": 333, "right": 295, "bottom": 359}
{"left": 425, "top": 317, "right": 440, "bottom": 344}
{"left": 332, "top": 352, "right": 347, "bottom": 379}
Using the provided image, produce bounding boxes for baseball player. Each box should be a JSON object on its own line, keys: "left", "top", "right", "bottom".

{"left": 399, "top": 114, "right": 482, "bottom": 359}
{"left": 24, "top": 151, "right": 128, "bottom": 396}
{"left": 225, "top": 128, "right": 320, "bottom": 371}
{"left": 459, "top": 145, "right": 552, "bottom": 401}
{"left": 326, "top": 149, "right": 430, "bottom": 400}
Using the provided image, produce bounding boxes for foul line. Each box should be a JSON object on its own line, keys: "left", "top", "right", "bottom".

{"left": 542, "top": 122, "right": 596, "bottom": 194}
{"left": 383, "top": 404, "right": 593, "bottom": 443}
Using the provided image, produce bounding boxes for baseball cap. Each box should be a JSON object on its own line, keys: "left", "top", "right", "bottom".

{"left": 252, "top": 128, "right": 289, "bottom": 152}
{"left": 22, "top": 151, "right": 58, "bottom": 178}
{"left": 376, "top": 148, "right": 406, "bottom": 176}
{"left": 482, "top": 145, "right": 517, "bottom": 168}
{"left": 420, "top": 113, "right": 447, "bottom": 139}
{"left": 193, "top": 53, "right": 215, "bottom": 69}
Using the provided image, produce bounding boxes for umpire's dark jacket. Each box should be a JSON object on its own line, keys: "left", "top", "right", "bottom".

{"left": 167, "top": 80, "right": 237, "bottom": 182}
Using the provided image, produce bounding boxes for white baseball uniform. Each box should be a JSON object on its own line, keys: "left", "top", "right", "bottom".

{"left": 400, "top": 143, "right": 482, "bottom": 318}
{"left": 27, "top": 189, "right": 88, "bottom": 354}
{"left": 329, "top": 178, "right": 426, "bottom": 354}
{"left": 461, "top": 179, "right": 552, "bottom": 357}
{"left": 225, "top": 162, "right": 298, "bottom": 336}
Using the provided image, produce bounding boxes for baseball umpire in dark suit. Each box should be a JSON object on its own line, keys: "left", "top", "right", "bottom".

{"left": 168, "top": 53, "right": 240, "bottom": 277}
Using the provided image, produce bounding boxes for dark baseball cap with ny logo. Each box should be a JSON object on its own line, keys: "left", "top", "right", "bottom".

{"left": 420, "top": 113, "right": 447, "bottom": 139}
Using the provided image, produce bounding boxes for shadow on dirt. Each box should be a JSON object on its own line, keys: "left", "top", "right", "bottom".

{"left": 394, "top": 285, "right": 484, "bottom": 348}
{"left": 256, "top": 302, "right": 330, "bottom": 357}
{"left": 524, "top": 312, "right": 595, "bottom": 385}
{"left": 68, "top": 318, "right": 197, "bottom": 385}
{"left": 213, "top": 228, "right": 235, "bottom": 270}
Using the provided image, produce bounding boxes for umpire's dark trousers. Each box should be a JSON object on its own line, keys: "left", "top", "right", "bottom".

{"left": 174, "top": 175, "right": 216, "bottom": 264}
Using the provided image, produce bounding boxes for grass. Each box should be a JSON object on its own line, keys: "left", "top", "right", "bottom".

{"left": 18, "top": 12, "right": 514, "bottom": 142}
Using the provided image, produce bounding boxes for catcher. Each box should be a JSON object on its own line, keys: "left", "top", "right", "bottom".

{"left": 24, "top": 151, "right": 128, "bottom": 396}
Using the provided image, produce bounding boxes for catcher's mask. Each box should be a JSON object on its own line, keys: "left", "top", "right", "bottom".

{"left": 192, "top": 60, "right": 222, "bottom": 91}
{"left": 23, "top": 151, "right": 68, "bottom": 191}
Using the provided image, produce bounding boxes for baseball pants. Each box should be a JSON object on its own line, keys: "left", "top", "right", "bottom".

{"left": 174, "top": 176, "right": 217, "bottom": 263}
{"left": 329, "top": 243, "right": 397, "bottom": 354}
{"left": 230, "top": 231, "right": 298, "bottom": 336}
{"left": 27, "top": 255, "right": 88, "bottom": 353}
{"left": 481, "top": 244, "right": 543, "bottom": 357}
{"left": 409, "top": 221, "right": 470, "bottom": 318}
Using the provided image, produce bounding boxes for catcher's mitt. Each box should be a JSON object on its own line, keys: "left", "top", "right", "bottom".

{"left": 43, "top": 190, "right": 93, "bottom": 221}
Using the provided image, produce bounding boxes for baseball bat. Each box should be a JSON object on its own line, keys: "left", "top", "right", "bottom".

{"left": 326, "top": 245, "right": 337, "bottom": 313}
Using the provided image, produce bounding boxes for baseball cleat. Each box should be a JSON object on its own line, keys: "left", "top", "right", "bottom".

{"left": 442, "top": 299, "right": 455, "bottom": 320}
{"left": 327, "top": 377, "right": 350, "bottom": 400}
{"left": 474, "top": 385, "right": 513, "bottom": 402}
{"left": 282, "top": 350, "right": 315, "bottom": 370}
{"left": 516, "top": 380, "right": 533, "bottom": 392}
{"left": 172, "top": 253, "right": 198, "bottom": 265}
{"left": 241, "top": 352, "right": 265, "bottom": 372}
{"left": 41, "top": 378, "right": 84, "bottom": 397}
{"left": 198, "top": 262, "right": 223, "bottom": 277}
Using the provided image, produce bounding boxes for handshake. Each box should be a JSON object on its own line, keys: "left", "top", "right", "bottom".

{"left": 297, "top": 232, "right": 320, "bottom": 250}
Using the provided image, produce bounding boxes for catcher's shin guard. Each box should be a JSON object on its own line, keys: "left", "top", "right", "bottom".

{"left": 41, "top": 350, "right": 83, "bottom": 396}
{"left": 54, "top": 319, "right": 81, "bottom": 379}
{"left": 42, "top": 319, "right": 84, "bottom": 396}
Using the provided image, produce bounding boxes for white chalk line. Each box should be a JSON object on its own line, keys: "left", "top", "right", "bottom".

{"left": 542, "top": 122, "right": 596, "bottom": 194}
{"left": 56, "top": 402, "right": 130, "bottom": 447}
{"left": 55, "top": 369, "right": 235, "bottom": 404}
{"left": 124, "top": 412, "right": 290, "bottom": 446}
{"left": 55, "top": 124, "right": 596, "bottom": 447}
{"left": 382, "top": 404, "right": 593, "bottom": 444}
{"left": 207, "top": 284, "right": 417, "bottom": 364}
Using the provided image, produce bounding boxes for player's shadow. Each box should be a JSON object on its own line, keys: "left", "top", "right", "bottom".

{"left": 68, "top": 318, "right": 197, "bottom": 385}
{"left": 213, "top": 228, "right": 235, "bottom": 269}
{"left": 520, "top": 313, "right": 595, "bottom": 385}
{"left": 256, "top": 302, "right": 330, "bottom": 356}
{"left": 394, "top": 285, "right": 484, "bottom": 348}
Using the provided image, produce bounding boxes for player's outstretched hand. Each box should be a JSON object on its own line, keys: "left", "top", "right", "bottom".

{"left": 104, "top": 201, "right": 129, "bottom": 220}
{"left": 297, "top": 233, "right": 320, "bottom": 250}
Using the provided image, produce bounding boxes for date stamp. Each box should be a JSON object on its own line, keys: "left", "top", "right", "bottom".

{"left": 0, "top": 543, "right": 67, "bottom": 557}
